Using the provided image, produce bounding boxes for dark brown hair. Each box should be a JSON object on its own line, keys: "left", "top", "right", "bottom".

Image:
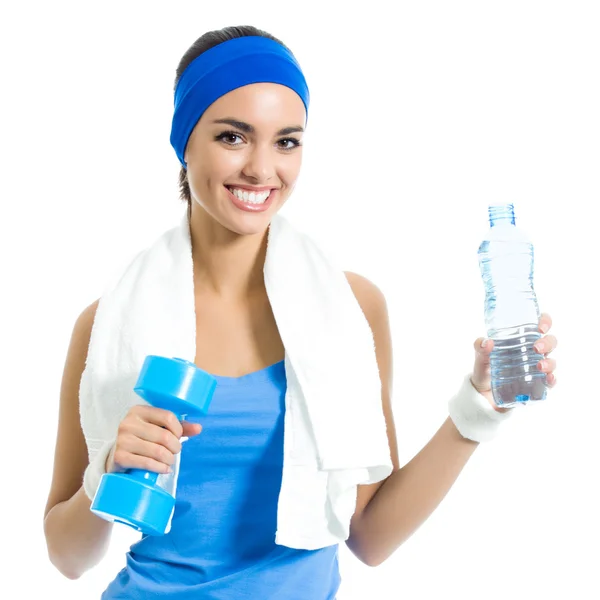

{"left": 173, "top": 25, "right": 291, "bottom": 213}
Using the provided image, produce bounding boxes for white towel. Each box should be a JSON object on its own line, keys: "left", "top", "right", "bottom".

{"left": 79, "top": 209, "right": 393, "bottom": 550}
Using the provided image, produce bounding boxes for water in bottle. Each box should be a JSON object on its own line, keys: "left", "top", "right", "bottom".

{"left": 477, "top": 204, "right": 547, "bottom": 408}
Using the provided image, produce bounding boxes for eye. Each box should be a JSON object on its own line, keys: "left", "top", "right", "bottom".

{"left": 215, "top": 131, "right": 244, "bottom": 145}
{"left": 277, "top": 138, "right": 303, "bottom": 151}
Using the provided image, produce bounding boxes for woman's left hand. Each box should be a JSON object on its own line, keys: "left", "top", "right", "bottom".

{"left": 470, "top": 312, "right": 558, "bottom": 412}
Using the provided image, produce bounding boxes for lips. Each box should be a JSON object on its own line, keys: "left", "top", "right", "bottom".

{"left": 224, "top": 185, "right": 276, "bottom": 213}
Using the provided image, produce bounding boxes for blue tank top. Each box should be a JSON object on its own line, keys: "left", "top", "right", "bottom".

{"left": 101, "top": 359, "right": 341, "bottom": 599}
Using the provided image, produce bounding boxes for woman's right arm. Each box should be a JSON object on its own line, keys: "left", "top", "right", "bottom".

{"left": 43, "top": 299, "right": 203, "bottom": 580}
{"left": 42, "top": 299, "right": 114, "bottom": 580}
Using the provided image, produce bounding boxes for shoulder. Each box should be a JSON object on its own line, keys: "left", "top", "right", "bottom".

{"left": 78, "top": 298, "right": 100, "bottom": 326}
{"left": 343, "top": 270, "right": 394, "bottom": 403}
{"left": 69, "top": 298, "right": 100, "bottom": 356}
{"left": 344, "top": 271, "right": 388, "bottom": 324}
{"left": 74, "top": 299, "right": 100, "bottom": 340}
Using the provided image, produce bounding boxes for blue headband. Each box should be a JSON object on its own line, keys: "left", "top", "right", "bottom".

{"left": 170, "top": 36, "right": 310, "bottom": 168}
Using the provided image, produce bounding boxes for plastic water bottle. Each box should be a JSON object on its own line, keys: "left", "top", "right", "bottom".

{"left": 477, "top": 203, "right": 547, "bottom": 408}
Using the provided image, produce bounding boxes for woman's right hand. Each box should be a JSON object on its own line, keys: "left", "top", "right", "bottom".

{"left": 105, "top": 405, "right": 203, "bottom": 475}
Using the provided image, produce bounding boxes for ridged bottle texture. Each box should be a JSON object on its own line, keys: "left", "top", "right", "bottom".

{"left": 477, "top": 204, "right": 547, "bottom": 407}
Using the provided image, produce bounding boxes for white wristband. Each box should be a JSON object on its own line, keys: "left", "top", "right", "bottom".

{"left": 448, "top": 375, "right": 515, "bottom": 442}
{"left": 82, "top": 439, "right": 116, "bottom": 501}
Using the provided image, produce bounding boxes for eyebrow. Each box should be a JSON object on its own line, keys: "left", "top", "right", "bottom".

{"left": 211, "top": 118, "right": 304, "bottom": 136}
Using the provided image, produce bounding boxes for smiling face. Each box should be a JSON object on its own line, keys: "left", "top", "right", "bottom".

{"left": 183, "top": 82, "right": 306, "bottom": 236}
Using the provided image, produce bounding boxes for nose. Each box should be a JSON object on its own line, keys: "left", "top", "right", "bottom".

{"left": 241, "top": 143, "right": 276, "bottom": 182}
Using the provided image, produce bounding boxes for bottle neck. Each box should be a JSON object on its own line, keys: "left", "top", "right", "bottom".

{"left": 489, "top": 204, "right": 515, "bottom": 227}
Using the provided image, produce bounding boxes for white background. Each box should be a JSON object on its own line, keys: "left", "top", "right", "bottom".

{"left": 1, "top": 1, "right": 598, "bottom": 598}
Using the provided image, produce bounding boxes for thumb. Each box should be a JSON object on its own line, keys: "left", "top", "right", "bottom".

{"left": 474, "top": 336, "right": 494, "bottom": 362}
{"left": 471, "top": 336, "right": 494, "bottom": 389}
{"left": 181, "top": 421, "right": 203, "bottom": 437}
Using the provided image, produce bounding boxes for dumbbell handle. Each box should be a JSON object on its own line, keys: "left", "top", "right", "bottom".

{"left": 122, "top": 408, "right": 188, "bottom": 485}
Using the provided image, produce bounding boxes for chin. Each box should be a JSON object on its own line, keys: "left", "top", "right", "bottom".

{"left": 225, "top": 214, "right": 274, "bottom": 237}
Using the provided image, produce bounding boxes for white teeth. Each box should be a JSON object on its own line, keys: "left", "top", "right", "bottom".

{"left": 229, "top": 187, "right": 270, "bottom": 204}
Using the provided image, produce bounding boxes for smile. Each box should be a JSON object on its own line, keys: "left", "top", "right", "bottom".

{"left": 224, "top": 186, "right": 277, "bottom": 213}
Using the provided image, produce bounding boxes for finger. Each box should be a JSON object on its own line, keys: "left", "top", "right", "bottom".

{"left": 537, "top": 357, "right": 556, "bottom": 373}
{"left": 534, "top": 334, "right": 557, "bottom": 355}
{"left": 113, "top": 442, "right": 174, "bottom": 474}
{"left": 474, "top": 337, "right": 494, "bottom": 355}
{"left": 182, "top": 421, "right": 203, "bottom": 437}
{"left": 132, "top": 405, "right": 184, "bottom": 438}
{"left": 122, "top": 419, "right": 182, "bottom": 455}
{"left": 547, "top": 372, "right": 557, "bottom": 387}
{"left": 538, "top": 313, "right": 552, "bottom": 334}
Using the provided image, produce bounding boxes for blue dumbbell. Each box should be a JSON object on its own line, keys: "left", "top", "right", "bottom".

{"left": 90, "top": 355, "right": 217, "bottom": 535}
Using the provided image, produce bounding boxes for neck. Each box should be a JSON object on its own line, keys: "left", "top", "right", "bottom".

{"left": 188, "top": 204, "right": 269, "bottom": 301}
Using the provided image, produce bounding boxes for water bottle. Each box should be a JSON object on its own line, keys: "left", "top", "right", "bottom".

{"left": 477, "top": 203, "right": 547, "bottom": 408}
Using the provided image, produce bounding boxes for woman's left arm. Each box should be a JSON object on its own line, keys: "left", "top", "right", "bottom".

{"left": 343, "top": 272, "right": 558, "bottom": 567}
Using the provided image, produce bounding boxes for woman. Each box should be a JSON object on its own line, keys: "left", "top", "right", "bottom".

{"left": 43, "top": 24, "right": 558, "bottom": 599}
